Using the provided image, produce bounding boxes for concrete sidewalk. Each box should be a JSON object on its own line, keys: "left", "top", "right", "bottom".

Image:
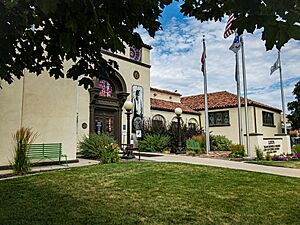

{"left": 0, "top": 158, "right": 100, "bottom": 180}
{"left": 140, "top": 154, "right": 300, "bottom": 178}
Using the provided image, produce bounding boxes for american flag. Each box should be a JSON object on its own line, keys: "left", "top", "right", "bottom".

{"left": 201, "top": 40, "right": 206, "bottom": 73}
{"left": 224, "top": 14, "right": 235, "bottom": 39}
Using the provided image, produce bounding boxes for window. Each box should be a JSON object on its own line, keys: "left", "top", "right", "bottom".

{"left": 188, "top": 123, "right": 196, "bottom": 130}
{"left": 188, "top": 119, "right": 198, "bottom": 131}
{"left": 262, "top": 111, "right": 274, "bottom": 126}
{"left": 152, "top": 114, "right": 166, "bottom": 128}
{"left": 208, "top": 111, "right": 230, "bottom": 126}
{"left": 98, "top": 80, "right": 113, "bottom": 97}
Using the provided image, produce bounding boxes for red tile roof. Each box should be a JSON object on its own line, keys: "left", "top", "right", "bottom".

{"left": 181, "top": 91, "right": 281, "bottom": 112}
{"left": 150, "top": 98, "right": 200, "bottom": 114}
{"left": 150, "top": 87, "right": 182, "bottom": 96}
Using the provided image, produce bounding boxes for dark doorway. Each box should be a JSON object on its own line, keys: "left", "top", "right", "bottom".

{"left": 89, "top": 74, "right": 128, "bottom": 145}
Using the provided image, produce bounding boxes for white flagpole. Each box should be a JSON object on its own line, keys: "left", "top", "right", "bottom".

{"left": 240, "top": 35, "right": 250, "bottom": 157}
{"left": 235, "top": 52, "right": 243, "bottom": 145}
{"left": 203, "top": 35, "right": 210, "bottom": 154}
{"left": 278, "top": 50, "right": 287, "bottom": 134}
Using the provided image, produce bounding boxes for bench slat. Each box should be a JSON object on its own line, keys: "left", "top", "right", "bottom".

{"left": 27, "top": 143, "right": 67, "bottom": 165}
{"left": 186, "top": 140, "right": 200, "bottom": 150}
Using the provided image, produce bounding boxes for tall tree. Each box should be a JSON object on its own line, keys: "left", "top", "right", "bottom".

{"left": 288, "top": 81, "right": 300, "bottom": 130}
{"left": 0, "top": 0, "right": 172, "bottom": 88}
{"left": 1, "top": 0, "right": 299, "bottom": 87}
{"left": 180, "top": 0, "right": 300, "bottom": 50}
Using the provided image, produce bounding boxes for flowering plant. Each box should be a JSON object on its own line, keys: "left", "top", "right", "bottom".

{"left": 272, "top": 153, "right": 300, "bottom": 161}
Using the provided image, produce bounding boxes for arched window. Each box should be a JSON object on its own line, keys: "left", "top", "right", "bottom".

{"left": 98, "top": 80, "right": 114, "bottom": 97}
{"left": 188, "top": 118, "right": 198, "bottom": 131}
{"left": 152, "top": 114, "right": 166, "bottom": 128}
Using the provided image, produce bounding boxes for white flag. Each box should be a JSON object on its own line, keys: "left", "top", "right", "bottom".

{"left": 270, "top": 58, "right": 279, "bottom": 75}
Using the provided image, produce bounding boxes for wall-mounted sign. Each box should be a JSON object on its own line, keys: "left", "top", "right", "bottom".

{"left": 136, "top": 130, "right": 142, "bottom": 138}
{"left": 130, "top": 47, "right": 141, "bottom": 62}
{"left": 263, "top": 139, "right": 282, "bottom": 155}
{"left": 131, "top": 85, "right": 144, "bottom": 132}
{"left": 133, "top": 71, "right": 140, "bottom": 80}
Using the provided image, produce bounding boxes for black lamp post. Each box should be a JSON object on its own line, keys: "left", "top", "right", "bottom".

{"left": 175, "top": 107, "right": 184, "bottom": 154}
{"left": 122, "top": 101, "right": 134, "bottom": 159}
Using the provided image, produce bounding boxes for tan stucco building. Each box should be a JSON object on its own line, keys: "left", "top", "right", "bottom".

{"left": 0, "top": 44, "right": 287, "bottom": 166}
{"left": 0, "top": 45, "right": 152, "bottom": 166}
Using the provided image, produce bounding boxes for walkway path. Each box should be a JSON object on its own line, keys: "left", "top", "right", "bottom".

{"left": 140, "top": 154, "right": 300, "bottom": 178}
{"left": 0, "top": 158, "right": 100, "bottom": 180}
{"left": 1, "top": 155, "right": 299, "bottom": 180}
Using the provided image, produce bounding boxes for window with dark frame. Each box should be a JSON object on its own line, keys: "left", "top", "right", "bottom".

{"left": 208, "top": 111, "right": 230, "bottom": 126}
{"left": 262, "top": 111, "right": 274, "bottom": 126}
{"left": 152, "top": 115, "right": 166, "bottom": 128}
{"left": 188, "top": 122, "right": 196, "bottom": 130}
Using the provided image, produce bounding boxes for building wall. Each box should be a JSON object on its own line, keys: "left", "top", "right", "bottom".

{"left": 199, "top": 106, "right": 281, "bottom": 144}
{"left": 0, "top": 80, "right": 23, "bottom": 166}
{"left": 150, "top": 90, "right": 181, "bottom": 103}
{"left": 102, "top": 47, "right": 151, "bottom": 143}
{"left": 199, "top": 107, "right": 243, "bottom": 142}
{"left": 150, "top": 109, "right": 200, "bottom": 126}
{"left": 0, "top": 45, "right": 151, "bottom": 166}
{"left": 254, "top": 107, "right": 281, "bottom": 136}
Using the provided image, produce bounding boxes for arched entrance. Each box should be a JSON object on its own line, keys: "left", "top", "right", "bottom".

{"left": 89, "top": 72, "right": 129, "bottom": 145}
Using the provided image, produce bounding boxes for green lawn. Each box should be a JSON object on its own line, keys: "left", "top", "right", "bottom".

{"left": 248, "top": 160, "right": 300, "bottom": 169}
{"left": 0, "top": 162, "right": 299, "bottom": 225}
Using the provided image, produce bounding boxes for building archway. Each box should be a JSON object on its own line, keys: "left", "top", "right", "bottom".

{"left": 89, "top": 72, "right": 129, "bottom": 145}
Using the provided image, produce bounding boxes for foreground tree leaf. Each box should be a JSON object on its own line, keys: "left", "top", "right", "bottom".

{"left": 288, "top": 81, "right": 300, "bottom": 130}
{"left": 0, "top": 0, "right": 172, "bottom": 86}
{"left": 181, "top": 0, "right": 300, "bottom": 50}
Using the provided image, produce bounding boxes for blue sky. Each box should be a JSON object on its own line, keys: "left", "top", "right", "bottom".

{"left": 138, "top": 1, "right": 300, "bottom": 112}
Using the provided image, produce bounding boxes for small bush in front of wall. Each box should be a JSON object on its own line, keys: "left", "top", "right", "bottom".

{"left": 210, "top": 135, "right": 232, "bottom": 151}
{"left": 11, "top": 127, "right": 38, "bottom": 175}
{"left": 141, "top": 119, "right": 202, "bottom": 153}
{"left": 79, "top": 133, "right": 119, "bottom": 163}
{"left": 255, "top": 146, "right": 264, "bottom": 160}
{"left": 229, "top": 144, "right": 245, "bottom": 158}
{"left": 100, "top": 143, "right": 120, "bottom": 164}
{"left": 138, "top": 134, "right": 171, "bottom": 153}
{"left": 292, "top": 144, "right": 300, "bottom": 153}
{"left": 265, "top": 152, "right": 272, "bottom": 161}
{"left": 289, "top": 130, "right": 298, "bottom": 137}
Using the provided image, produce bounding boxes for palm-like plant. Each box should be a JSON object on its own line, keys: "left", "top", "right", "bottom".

{"left": 11, "top": 127, "right": 38, "bottom": 175}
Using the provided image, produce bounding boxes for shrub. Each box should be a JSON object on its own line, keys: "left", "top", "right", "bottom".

{"left": 79, "top": 133, "right": 119, "bottom": 163}
{"left": 210, "top": 135, "right": 232, "bottom": 151}
{"left": 292, "top": 144, "right": 300, "bottom": 153}
{"left": 101, "top": 143, "right": 120, "bottom": 164}
{"left": 265, "top": 152, "right": 272, "bottom": 161}
{"left": 289, "top": 130, "right": 298, "bottom": 137}
{"left": 11, "top": 127, "right": 38, "bottom": 175}
{"left": 141, "top": 119, "right": 202, "bottom": 153}
{"left": 138, "top": 134, "right": 171, "bottom": 152}
{"left": 291, "top": 153, "right": 300, "bottom": 160}
{"left": 255, "top": 146, "right": 264, "bottom": 160}
{"left": 229, "top": 144, "right": 245, "bottom": 158}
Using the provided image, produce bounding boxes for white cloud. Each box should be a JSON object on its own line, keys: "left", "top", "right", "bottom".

{"left": 138, "top": 16, "right": 300, "bottom": 112}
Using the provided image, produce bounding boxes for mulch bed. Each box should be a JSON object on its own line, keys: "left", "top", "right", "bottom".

{"left": 197, "top": 151, "right": 231, "bottom": 158}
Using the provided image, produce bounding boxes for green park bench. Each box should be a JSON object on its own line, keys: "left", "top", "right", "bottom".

{"left": 186, "top": 140, "right": 201, "bottom": 152}
{"left": 27, "top": 143, "right": 68, "bottom": 165}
